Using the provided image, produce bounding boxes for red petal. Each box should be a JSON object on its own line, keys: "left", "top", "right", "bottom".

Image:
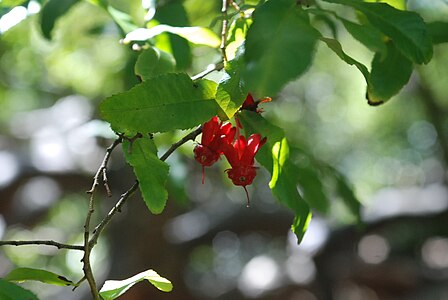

{"left": 202, "top": 116, "right": 219, "bottom": 145}
{"left": 222, "top": 142, "right": 239, "bottom": 167}
{"left": 241, "top": 134, "right": 265, "bottom": 165}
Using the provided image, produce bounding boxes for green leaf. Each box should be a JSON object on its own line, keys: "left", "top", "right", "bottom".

{"left": 0, "top": 279, "right": 38, "bottom": 300}
{"left": 5, "top": 267, "right": 76, "bottom": 286}
{"left": 216, "top": 56, "right": 247, "bottom": 119}
{"left": 323, "top": 0, "right": 433, "bottom": 64}
{"left": 427, "top": 21, "right": 448, "bottom": 45}
{"left": 107, "top": 5, "right": 138, "bottom": 34}
{"left": 0, "top": 0, "right": 26, "bottom": 7}
{"left": 319, "top": 37, "right": 370, "bottom": 82}
{"left": 124, "top": 25, "right": 220, "bottom": 48}
{"left": 334, "top": 171, "right": 362, "bottom": 224}
{"left": 123, "top": 137, "right": 169, "bottom": 214}
{"left": 154, "top": 1, "right": 191, "bottom": 70}
{"left": 100, "top": 73, "right": 218, "bottom": 134}
{"left": 135, "top": 47, "right": 175, "bottom": 81}
{"left": 40, "top": 0, "right": 80, "bottom": 40}
{"left": 339, "top": 18, "right": 387, "bottom": 54}
{"left": 243, "top": 0, "right": 319, "bottom": 96}
{"left": 239, "top": 111, "right": 312, "bottom": 242}
{"left": 367, "top": 41, "right": 413, "bottom": 105}
{"left": 99, "top": 269, "right": 172, "bottom": 300}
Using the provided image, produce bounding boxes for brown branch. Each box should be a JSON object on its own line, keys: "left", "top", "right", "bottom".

{"left": 0, "top": 240, "right": 84, "bottom": 251}
{"left": 87, "top": 137, "right": 123, "bottom": 196}
{"left": 89, "top": 126, "right": 203, "bottom": 248}
{"left": 220, "top": 0, "right": 229, "bottom": 62}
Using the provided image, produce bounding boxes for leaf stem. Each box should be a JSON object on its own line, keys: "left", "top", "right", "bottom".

{"left": 220, "top": 0, "right": 229, "bottom": 62}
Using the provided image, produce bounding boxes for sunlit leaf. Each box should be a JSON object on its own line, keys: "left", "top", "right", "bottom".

{"left": 0, "top": 279, "right": 38, "bottom": 300}
{"left": 427, "top": 21, "right": 448, "bottom": 44}
{"left": 134, "top": 47, "right": 175, "bottom": 81}
{"left": 123, "top": 137, "right": 169, "bottom": 214}
{"left": 154, "top": 1, "right": 191, "bottom": 69}
{"left": 40, "top": 0, "right": 80, "bottom": 40}
{"left": 0, "top": 0, "right": 27, "bottom": 7}
{"left": 100, "top": 73, "right": 218, "bottom": 134}
{"left": 243, "top": 0, "right": 319, "bottom": 96}
{"left": 324, "top": 0, "right": 432, "bottom": 64}
{"left": 239, "top": 111, "right": 312, "bottom": 242}
{"left": 367, "top": 41, "right": 413, "bottom": 105}
{"left": 216, "top": 55, "right": 247, "bottom": 119}
{"left": 125, "top": 25, "right": 220, "bottom": 48}
{"left": 5, "top": 267, "right": 76, "bottom": 286}
{"left": 99, "top": 269, "right": 172, "bottom": 300}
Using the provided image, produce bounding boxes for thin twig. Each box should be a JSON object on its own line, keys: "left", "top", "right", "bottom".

{"left": 191, "top": 63, "right": 224, "bottom": 81}
{"left": 220, "top": 0, "right": 229, "bottom": 62}
{"left": 89, "top": 181, "right": 139, "bottom": 248}
{"left": 0, "top": 240, "right": 84, "bottom": 251}
{"left": 88, "top": 126, "right": 203, "bottom": 248}
{"left": 87, "top": 137, "right": 123, "bottom": 196}
{"left": 160, "top": 125, "right": 203, "bottom": 161}
{"left": 82, "top": 192, "right": 100, "bottom": 300}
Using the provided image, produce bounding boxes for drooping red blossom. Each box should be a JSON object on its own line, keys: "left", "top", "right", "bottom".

{"left": 241, "top": 93, "right": 272, "bottom": 113}
{"left": 222, "top": 133, "right": 267, "bottom": 206}
{"left": 194, "top": 116, "right": 236, "bottom": 183}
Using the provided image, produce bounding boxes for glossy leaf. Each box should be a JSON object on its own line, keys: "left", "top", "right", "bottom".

{"left": 243, "top": 0, "right": 319, "bottom": 96}
{"left": 367, "top": 41, "right": 413, "bottom": 105}
{"left": 123, "top": 137, "right": 169, "bottom": 214}
{"left": 125, "top": 25, "right": 220, "bottom": 48}
{"left": 0, "top": 279, "right": 38, "bottom": 300}
{"left": 427, "top": 21, "right": 448, "bottom": 45}
{"left": 216, "top": 55, "right": 247, "bottom": 119}
{"left": 40, "top": 0, "right": 80, "bottom": 40}
{"left": 5, "top": 267, "right": 76, "bottom": 286}
{"left": 324, "top": 0, "right": 432, "bottom": 64}
{"left": 154, "top": 1, "right": 191, "bottom": 69}
{"left": 99, "top": 269, "right": 172, "bottom": 300}
{"left": 134, "top": 47, "right": 175, "bottom": 81}
{"left": 100, "top": 73, "right": 218, "bottom": 134}
{"left": 239, "top": 111, "right": 312, "bottom": 242}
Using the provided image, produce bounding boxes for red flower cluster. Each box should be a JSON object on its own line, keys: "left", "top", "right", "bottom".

{"left": 194, "top": 112, "right": 267, "bottom": 206}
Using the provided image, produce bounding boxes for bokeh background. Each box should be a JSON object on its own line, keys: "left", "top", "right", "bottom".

{"left": 1, "top": 0, "right": 448, "bottom": 299}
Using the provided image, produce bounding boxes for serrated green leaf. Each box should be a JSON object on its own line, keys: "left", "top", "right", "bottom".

{"left": 239, "top": 111, "right": 311, "bottom": 242}
{"left": 123, "top": 137, "right": 169, "bottom": 214}
{"left": 323, "top": 0, "right": 432, "bottom": 64}
{"left": 0, "top": 279, "right": 38, "bottom": 300}
{"left": 216, "top": 56, "right": 247, "bottom": 119}
{"left": 243, "top": 0, "right": 319, "bottom": 96}
{"left": 154, "top": 2, "right": 191, "bottom": 70}
{"left": 125, "top": 25, "right": 220, "bottom": 48}
{"left": 100, "top": 73, "right": 218, "bottom": 134}
{"left": 99, "top": 269, "right": 172, "bottom": 300}
{"left": 40, "top": 0, "right": 80, "bottom": 40}
{"left": 135, "top": 47, "right": 175, "bottom": 81}
{"left": 427, "top": 21, "right": 448, "bottom": 45}
{"left": 5, "top": 267, "right": 76, "bottom": 286}
{"left": 367, "top": 41, "right": 413, "bottom": 104}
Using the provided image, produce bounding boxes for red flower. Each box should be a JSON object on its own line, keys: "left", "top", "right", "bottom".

{"left": 222, "top": 133, "right": 267, "bottom": 206}
{"left": 241, "top": 93, "right": 272, "bottom": 113}
{"left": 194, "top": 116, "right": 235, "bottom": 183}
